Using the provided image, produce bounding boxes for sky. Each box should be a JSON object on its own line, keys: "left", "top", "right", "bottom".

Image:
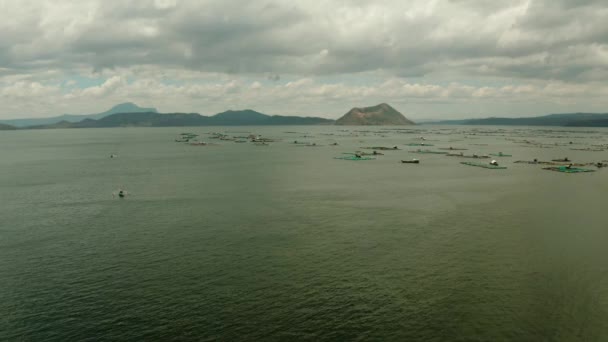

{"left": 1, "top": 0, "right": 607, "bottom": 120}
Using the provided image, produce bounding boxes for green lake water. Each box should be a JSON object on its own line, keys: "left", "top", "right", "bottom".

{"left": 1, "top": 126, "right": 607, "bottom": 341}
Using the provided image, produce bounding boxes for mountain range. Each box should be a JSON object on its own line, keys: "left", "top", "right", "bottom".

{"left": 3, "top": 103, "right": 608, "bottom": 129}
{"left": 335, "top": 103, "right": 415, "bottom": 125}
{"left": 25, "top": 109, "right": 334, "bottom": 129}
{"left": 0, "top": 102, "right": 158, "bottom": 127}
{"left": 0, "top": 123, "right": 17, "bottom": 130}
{"left": 430, "top": 113, "right": 608, "bottom": 127}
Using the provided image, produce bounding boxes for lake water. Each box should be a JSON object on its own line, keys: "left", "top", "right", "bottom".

{"left": 1, "top": 126, "right": 608, "bottom": 341}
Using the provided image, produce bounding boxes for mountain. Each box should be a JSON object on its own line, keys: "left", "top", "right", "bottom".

{"left": 0, "top": 123, "right": 17, "bottom": 130}
{"left": 211, "top": 110, "right": 272, "bottom": 125}
{"left": 28, "top": 110, "right": 334, "bottom": 129}
{"left": 431, "top": 113, "right": 608, "bottom": 127}
{"left": 264, "top": 115, "right": 335, "bottom": 125}
{"left": 335, "top": 103, "right": 415, "bottom": 125}
{"left": 0, "top": 102, "right": 157, "bottom": 127}
{"left": 208, "top": 110, "right": 333, "bottom": 125}
{"left": 565, "top": 119, "right": 608, "bottom": 127}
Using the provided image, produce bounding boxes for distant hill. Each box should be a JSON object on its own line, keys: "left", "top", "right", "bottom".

{"left": 264, "top": 115, "right": 335, "bottom": 125}
{"left": 335, "top": 103, "right": 415, "bottom": 125}
{"left": 0, "top": 102, "right": 157, "bottom": 127}
{"left": 565, "top": 119, "right": 608, "bottom": 127}
{"left": 209, "top": 110, "right": 334, "bottom": 125}
{"left": 431, "top": 113, "right": 608, "bottom": 127}
{"left": 28, "top": 110, "right": 334, "bottom": 129}
{"left": 0, "top": 123, "right": 17, "bottom": 130}
{"left": 211, "top": 110, "right": 273, "bottom": 125}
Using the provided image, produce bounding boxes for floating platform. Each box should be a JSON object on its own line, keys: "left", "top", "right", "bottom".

{"left": 460, "top": 161, "right": 507, "bottom": 169}
{"left": 409, "top": 150, "right": 448, "bottom": 154}
{"left": 543, "top": 166, "right": 595, "bottom": 173}
{"left": 514, "top": 160, "right": 588, "bottom": 166}
{"left": 361, "top": 146, "right": 400, "bottom": 150}
{"left": 295, "top": 143, "right": 322, "bottom": 147}
{"left": 514, "top": 160, "right": 547, "bottom": 164}
{"left": 570, "top": 148, "right": 605, "bottom": 152}
{"left": 343, "top": 152, "right": 382, "bottom": 156}
{"left": 334, "top": 156, "right": 375, "bottom": 161}
{"left": 447, "top": 154, "right": 490, "bottom": 159}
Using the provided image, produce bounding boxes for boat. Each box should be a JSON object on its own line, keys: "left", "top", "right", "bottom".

{"left": 401, "top": 159, "right": 420, "bottom": 164}
{"left": 113, "top": 189, "right": 129, "bottom": 198}
{"left": 489, "top": 152, "right": 512, "bottom": 157}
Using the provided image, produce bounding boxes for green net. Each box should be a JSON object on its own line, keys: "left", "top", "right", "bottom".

{"left": 543, "top": 166, "right": 595, "bottom": 173}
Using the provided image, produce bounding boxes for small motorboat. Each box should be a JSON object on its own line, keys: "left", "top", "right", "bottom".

{"left": 113, "top": 189, "right": 129, "bottom": 198}
{"left": 401, "top": 159, "right": 420, "bottom": 164}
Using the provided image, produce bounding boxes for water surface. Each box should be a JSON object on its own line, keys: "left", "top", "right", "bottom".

{"left": 1, "top": 126, "right": 607, "bottom": 341}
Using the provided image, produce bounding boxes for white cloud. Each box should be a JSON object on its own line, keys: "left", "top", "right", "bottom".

{"left": 79, "top": 75, "right": 126, "bottom": 97}
{"left": 0, "top": 81, "right": 60, "bottom": 98}
{"left": 0, "top": 0, "right": 607, "bottom": 119}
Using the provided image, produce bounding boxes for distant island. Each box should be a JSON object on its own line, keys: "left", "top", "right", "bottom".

{"left": 1, "top": 102, "right": 158, "bottom": 128}
{"left": 0, "top": 123, "right": 17, "bottom": 130}
{"left": 430, "top": 113, "right": 608, "bottom": 127}
{"left": 335, "top": 103, "right": 415, "bottom": 125}
{"left": 3, "top": 102, "right": 608, "bottom": 129}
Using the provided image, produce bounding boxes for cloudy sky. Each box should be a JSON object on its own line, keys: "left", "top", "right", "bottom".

{"left": 1, "top": 0, "right": 607, "bottom": 120}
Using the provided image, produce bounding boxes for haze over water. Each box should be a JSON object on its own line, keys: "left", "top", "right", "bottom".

{"left": 1, "top": 126, "right": 608, "bottom": 341}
